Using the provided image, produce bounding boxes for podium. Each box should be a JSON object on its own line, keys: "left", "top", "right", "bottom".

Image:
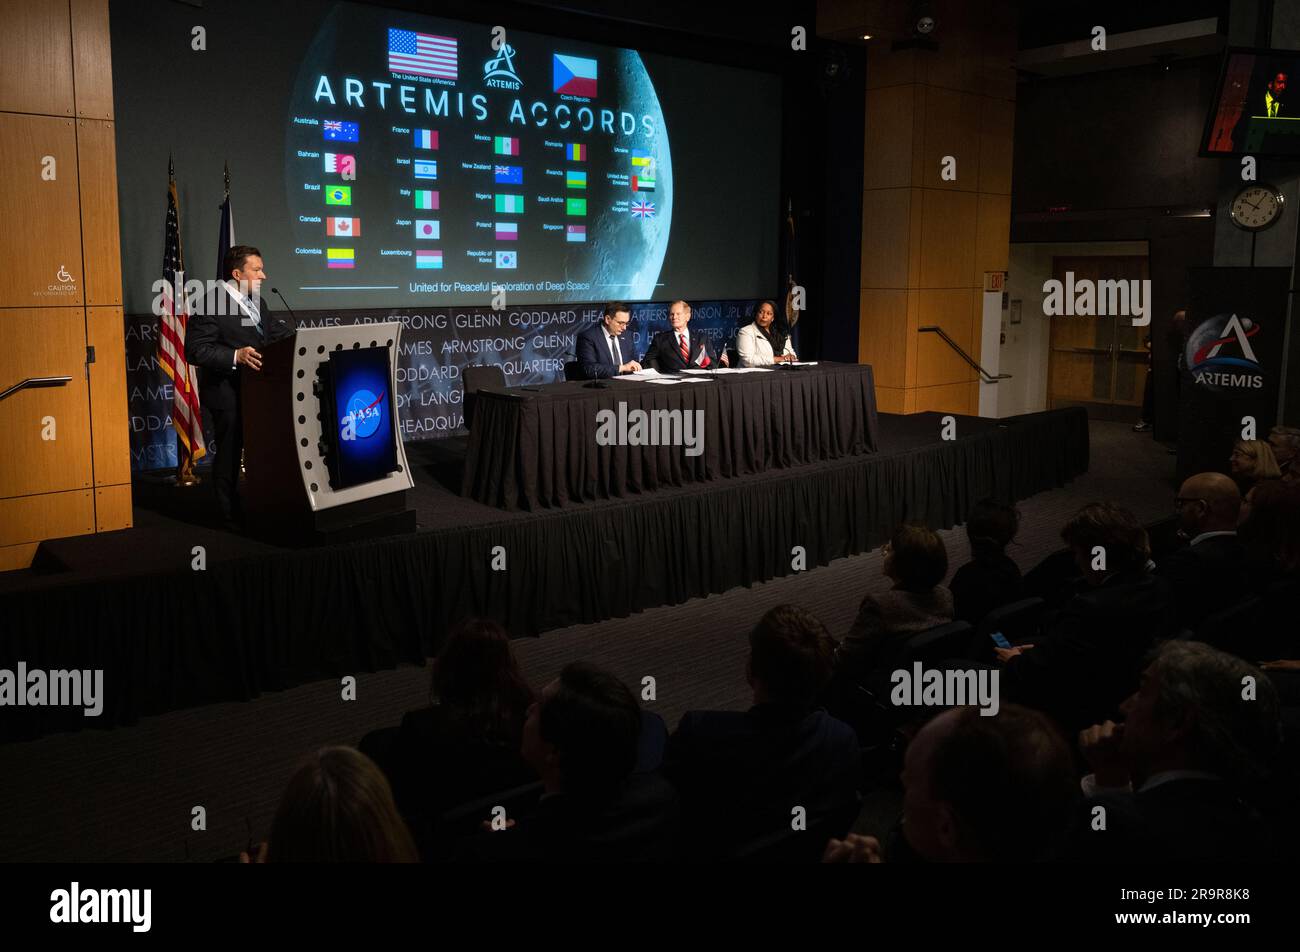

{"left": 240, "top": 322, "right": 415, "bottom": 544}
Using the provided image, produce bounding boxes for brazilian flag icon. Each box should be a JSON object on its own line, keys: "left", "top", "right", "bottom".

{"left": 325, "top": 185, "right": 352, "bottom": 206}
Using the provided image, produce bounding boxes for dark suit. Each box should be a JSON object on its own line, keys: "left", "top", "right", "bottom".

{"left": 187, "top": 283, "right": 295, "bottom": 521}
{"left": 1081, "top": 777, "right": 1275, "bottom": 862}
{"left": 1156, "top": 532, "right": 1250, "bottom": 632}
{"left": 1003, "top": 568, "right": 1172, "bottom": 735}
{"left": 574, "top": 322, "right": 630, "bottom": 379}
{"left": 950, "top": 551, "right": 1023, "bottom": 626}
{"left": 642, "top": 328, "right": 722, "bottom": 372}
{"left": 462, "top": 772, "right": 681, "bottom": 862}
{"left": 664, "top": 702, "right": 861, "bottom": 857}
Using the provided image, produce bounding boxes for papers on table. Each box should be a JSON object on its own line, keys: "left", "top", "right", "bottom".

{"left": 787, "top": 361, "right": 820, "bottom": 366}
{"left": 611, "top": 368, "right": 714, "bottom": 384}
{"left": 679, "top": 367, "right": 773, "bottom": 375}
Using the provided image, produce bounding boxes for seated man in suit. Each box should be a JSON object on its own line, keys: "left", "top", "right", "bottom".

{"left": 187, "top": 245, "right": 295, "bottom": 527}
{"left": 573, "top": 301, "right": 641, "bottom": 379}
{"left": 824, "top": 704, "right": 1079, "bottom": 863}
{"left": 997, "top": 503, "right": 1172, "bottom": 735}
{"left": 1157, "top": 472, "right": 1248, "bottom": 631}
{"left": 1077, "top": 641, "right": 1281, "bottom": 861}
{"left": 465, "top": 662, "right": 679, "bottom": 862}
{"left": 641, "top": 300, "right": 728, "bottom": 372}
{"left": 664, "top": 605, "right": 861, "bottom": 857}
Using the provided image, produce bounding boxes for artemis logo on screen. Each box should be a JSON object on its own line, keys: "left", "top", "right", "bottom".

{"left": 1187, "top": 312, "right": 1265, "bottom": 391}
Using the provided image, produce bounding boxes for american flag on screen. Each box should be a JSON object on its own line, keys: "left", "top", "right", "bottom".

{"left": 388, "top": 28, "right": 457, "bottom": 80}
{"left": 157, "top": 157, "right": 205, "bottom": 477}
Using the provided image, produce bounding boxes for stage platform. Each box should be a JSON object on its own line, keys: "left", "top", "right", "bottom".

{"left": 0, "top": 408, "right": 1089, "bottom": 741}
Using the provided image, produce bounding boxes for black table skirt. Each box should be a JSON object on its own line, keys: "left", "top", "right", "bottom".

{"left": 462, "top": 362, "right": 880, "bottom": 510}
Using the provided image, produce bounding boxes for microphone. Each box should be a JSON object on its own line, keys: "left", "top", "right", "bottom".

{"left": 269, "top": 287, "right": 298, "bottom": 330}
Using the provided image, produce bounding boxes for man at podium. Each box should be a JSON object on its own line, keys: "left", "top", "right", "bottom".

{"left": 188, "top": 245, "right": 295, "bottom": 527}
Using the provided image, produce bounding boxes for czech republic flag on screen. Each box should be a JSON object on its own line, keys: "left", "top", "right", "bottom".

{"left": 553, "top": 54, "right": 597, "bottom": 97}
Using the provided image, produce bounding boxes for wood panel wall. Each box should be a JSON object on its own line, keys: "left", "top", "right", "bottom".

{"left": 0, "top": 0, "right": 128, "bottom": 571}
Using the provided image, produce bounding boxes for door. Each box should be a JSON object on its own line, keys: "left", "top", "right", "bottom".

{"left": 1046, "top": 256, "right": 1150, "bottom": 419}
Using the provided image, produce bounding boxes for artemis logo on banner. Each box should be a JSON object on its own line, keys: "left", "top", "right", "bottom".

{"left": 1187, "top": 312, "right": 1265, "bottom": 391}
{"left": 1042, "top": 271, "right": 1151, "bottom": 326}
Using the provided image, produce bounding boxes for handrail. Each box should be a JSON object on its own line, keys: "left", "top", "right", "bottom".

{"left": 918, "top": 326, "right": 1011, "bottom": 384}
{"left": 0, "top": 376, "right": 73, "bottom": 402}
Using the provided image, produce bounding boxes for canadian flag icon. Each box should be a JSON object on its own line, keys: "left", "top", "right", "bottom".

{"left": 327, "top": 217, "right": 359, "bottom": 237}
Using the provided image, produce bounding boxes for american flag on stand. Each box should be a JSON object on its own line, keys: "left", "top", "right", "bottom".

{"left": 157, "top": 156, "right": 206, "bottom": 479}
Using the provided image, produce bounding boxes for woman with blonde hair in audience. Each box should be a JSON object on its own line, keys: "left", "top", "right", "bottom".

{"left": 1229, "top": 439, "right": 1281, "bottom": 494}
{"left": 243, "top": 746, "right": 419, "bottom": 862}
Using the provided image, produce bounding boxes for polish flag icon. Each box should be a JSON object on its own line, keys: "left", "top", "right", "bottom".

{"left": 327, "top": 217, "right": 359, "bottom": 236}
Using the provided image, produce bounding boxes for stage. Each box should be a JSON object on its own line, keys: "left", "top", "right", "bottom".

{"left": 0, "top": 408, "right": 1089, "bottom": 741}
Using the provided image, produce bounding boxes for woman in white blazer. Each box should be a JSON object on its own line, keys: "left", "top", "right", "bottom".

{"left": 736, "top": 300, "right": 797, "bottom": 367}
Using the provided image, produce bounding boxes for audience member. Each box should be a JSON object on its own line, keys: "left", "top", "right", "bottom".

{"left": 999, "top": 503, "right": 1171, "bottom": 734}
{"left": 364, "top": 619, "right": 537, "bottom": 825}
{"left": 824, "top": 705, "right": 1078, "bottom": 862}
{"left": 837, "top": 525, "right": 953, "bottom": 679}
{"left": 665, "top": 605, "right": 861, "bottom": 857}
{"left": 1156, "top": 472, "right": 1248, "bottom": 631}
{"left": 1229, "top": 480, "right": 1300, "bottom": 660}
{"left": 949, "top": 498, "right": 1023, "bottom": 626}
{"left": 1269, "top": 424, "right": 1300, "bottom": 484}
{"left": 1077, "top": 642, "right": 1281, "bottom": 861}
{"left": 467, "top": 662, "right": 678, "bottom": 862}
{"left": 1229, "top": 439, "right": 1281, "bottom": 494}
{"left": 243, "top": 747, "right": 419, "bottom": 862}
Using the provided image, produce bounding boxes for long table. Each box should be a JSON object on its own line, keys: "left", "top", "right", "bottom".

{"left": 461, "top": 362, "right": 879, "bottom": 510}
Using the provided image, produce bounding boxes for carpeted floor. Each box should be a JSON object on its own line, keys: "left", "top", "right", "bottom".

{"left": 0, "top": 421, "right": 1175, "bottom": 862}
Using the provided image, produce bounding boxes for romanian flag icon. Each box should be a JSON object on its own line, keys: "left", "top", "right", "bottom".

{"left": 567, "top": 143, "right": 586, "bottom": 161}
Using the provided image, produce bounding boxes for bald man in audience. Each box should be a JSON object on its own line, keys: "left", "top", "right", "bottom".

{"left": 1157, "top": 472, "right": 1248, "bottom": 631}
{"left": 823, "top": 705, "right": 1079, "bottom": 863}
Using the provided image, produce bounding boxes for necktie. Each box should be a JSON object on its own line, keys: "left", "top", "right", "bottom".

{"left": 679, "top": 334, "right": 689, "bottom": 364}
{"left": 609, "top": 333, "right": 620, "bottom": 366}
{"left": 247, "top": 297, "right": 264, "bottom": 338}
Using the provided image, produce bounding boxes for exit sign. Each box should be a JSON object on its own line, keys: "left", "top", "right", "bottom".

{"left": 984, "top": 271, "right": 1006, "bottom": 293}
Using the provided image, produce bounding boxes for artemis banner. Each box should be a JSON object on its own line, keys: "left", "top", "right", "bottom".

{"left": 125, "top": 298, "right": 764, "bottom": 472}
{"left": 1180, "top": 267, "right": 1289, "bottom": 480}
